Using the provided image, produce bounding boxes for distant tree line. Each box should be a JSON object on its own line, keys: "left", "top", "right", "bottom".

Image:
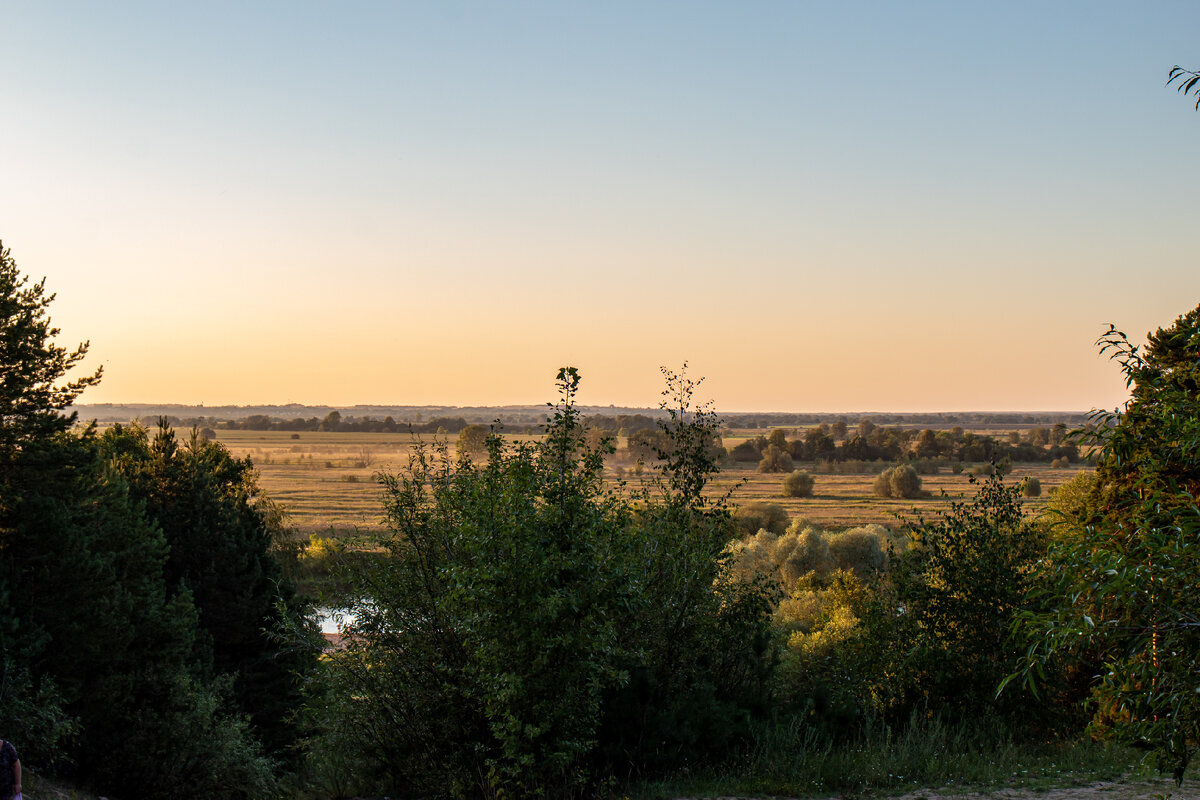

{"left": 723, "top": 411, "right": 1090, "bottom": 429}
{"left": 723, "top": 422, "right": 1083, "bottom": 468}
{"left": 152, "top": 411, "right": 560, "bottom": 435}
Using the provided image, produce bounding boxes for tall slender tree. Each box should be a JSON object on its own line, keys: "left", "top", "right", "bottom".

{"left": 0, "top": 241, "right": 100, "bottom": 457}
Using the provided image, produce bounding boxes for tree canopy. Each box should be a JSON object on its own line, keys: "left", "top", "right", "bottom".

{"left": 1015, "top": 304, "right": 1200, "bottom": 781}
{"left": 0, "top": 241, "right": 100, "bottom": 456}
{"left": 0, "top": 242, "right": 306, "bottom": 799}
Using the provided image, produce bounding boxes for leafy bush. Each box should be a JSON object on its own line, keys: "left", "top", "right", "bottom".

{"left": 1022, "top": 477, "right": 1041, "bottom": 497}
{"left": 782, "top": 469, "right": 815, "bottom": 498}
{"left": 455, "top": 423, "right": 488, "bottom": 458}
{"left": 729, "top": 439, "right": 763, "bottom": 462}
{"left": 1016, "top": 309, "right": 1200, "bottom": 780}
{"left": 102, "top": 422, "right": 317, "bottom": 761}
{"left": 873, "top": 464, "right": 922, "bottom": 499}
{"left": 314, "top": 368, "right": 776, "bottom": 796}
{"left": 778, "top": 526, "right": 832, "bottom": 583}
{"left": 727, "top": 522, "right": 892, "bottom": 589}
{"left": 861, "top": 473, "right": 1045, "bottom": 722}
{"left": 0, "top": 244, "right": 287, "bottom": 799}
{"left": 734, "top": 501, "right": 790, "bottom": 535}
{"left": 827, "top": 526, "right": 889, "bottom": 578}
{"left": 757, "top": 444, "right": 793, "bottom": 473}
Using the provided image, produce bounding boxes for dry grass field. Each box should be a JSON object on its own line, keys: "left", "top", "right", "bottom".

{"left": 713, "top": 462, "right": 1084, "bottom": 528}
{"left": 210, "top": 429, "right": 1088, "bottom": 537}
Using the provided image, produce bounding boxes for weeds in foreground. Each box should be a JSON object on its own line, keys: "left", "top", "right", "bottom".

{"left": 632, "top": 715, "right": 1141, "bottom": 799}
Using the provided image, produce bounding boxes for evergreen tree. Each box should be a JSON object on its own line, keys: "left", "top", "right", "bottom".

{"left": 5, "top": 430, "right": 277, "bottom": 798}
{"left": 0, "top": 242, "right": 285, "bottom": 797}
{"left": 0, "top": 241, "right": 100, "bottom": 458}
{"left": 102, "top": 420, "right": 317, "bottom": 758}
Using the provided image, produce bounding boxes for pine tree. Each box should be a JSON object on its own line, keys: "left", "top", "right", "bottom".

{"left": 0, "top": 241, "right": 100, "bottom": 459}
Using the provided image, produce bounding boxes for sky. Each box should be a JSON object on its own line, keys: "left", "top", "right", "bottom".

{"left": 3, "top": 2, "right": 1199, "bottom": 412}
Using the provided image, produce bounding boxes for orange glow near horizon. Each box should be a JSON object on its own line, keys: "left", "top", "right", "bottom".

{"left": 5, "top": 4, "right": 1198, "bottom": 414}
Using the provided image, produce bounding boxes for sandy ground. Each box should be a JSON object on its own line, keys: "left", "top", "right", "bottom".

{"left": 885, "top": 780, "right": 1194, "bottom": 799}
{"left": 681, "top": 778, "right": 1200, "bottom": 800}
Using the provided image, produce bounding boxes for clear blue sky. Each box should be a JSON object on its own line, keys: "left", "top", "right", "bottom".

{"left": 3, "top": 2, "right": 1198, "bottom": 410}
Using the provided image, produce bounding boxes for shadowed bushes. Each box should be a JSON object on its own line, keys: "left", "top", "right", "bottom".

{"left": 782, "top": 469, "right": 815, "bottom": 498}
{"left": 873, "top": 464, "right": 922, "bottom": 499}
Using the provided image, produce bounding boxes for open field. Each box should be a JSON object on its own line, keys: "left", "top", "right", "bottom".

{"left": 208, "top": 429, "right": 1088, "bottom": 536}
{"left": 715, "top": 462, "right": 1083, "bottom": 527}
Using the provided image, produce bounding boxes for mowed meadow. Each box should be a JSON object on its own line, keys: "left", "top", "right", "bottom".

{"left": 206, "top": 426, "right": 1088, "bottom": 536}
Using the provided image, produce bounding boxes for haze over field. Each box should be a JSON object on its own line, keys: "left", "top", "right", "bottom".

{"left": 3, "top": 2, "right": 1199, "bottom": 411}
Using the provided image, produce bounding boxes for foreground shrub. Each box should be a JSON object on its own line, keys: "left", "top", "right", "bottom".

{"left": 782, "top": 469, "right": 815, "bottom": 498}
{"left": 315, "top": 368, "right": 776, "bottom": 797}
{"left": 859, "top": 473, "right": 1046, "bottom": 722}
{"left": 1016, "top": 310, "right": 1200, "bottom": 781}
{"left": 698, "top": 714, "right": 1138, "bottom": 798}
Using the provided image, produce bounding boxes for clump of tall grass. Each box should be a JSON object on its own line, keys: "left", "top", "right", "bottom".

{"left": 634, "top": 714, "right": 1138, "bottom": 799}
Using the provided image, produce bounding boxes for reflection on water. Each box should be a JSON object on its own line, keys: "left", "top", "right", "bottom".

{"left": 316, "top": 607, "right": 357, "bottom": 635}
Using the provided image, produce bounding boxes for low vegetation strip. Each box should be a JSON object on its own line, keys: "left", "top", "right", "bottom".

{"left": 666, "top": 782, "right": 1200, "bottom": 800}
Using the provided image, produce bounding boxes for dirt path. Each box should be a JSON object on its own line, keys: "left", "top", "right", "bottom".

{"left": 680, "top": 778, "right": 1199, "bottom": 800}
{"left": 886, "top": 780, "right": 1193, "bottom": 799}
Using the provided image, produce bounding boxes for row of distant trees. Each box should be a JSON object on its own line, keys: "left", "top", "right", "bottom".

{"left": 453, "top": 420, "right": 1084, "bottom": 470}
{"left": 597, "top": 421, "right": 1083, "bottom": 471}
{"left": 722, "top": 422, "right": 1081, "bottom": 469}
{"left": 133, "top": 409, "right": 1087, "bottom": 467}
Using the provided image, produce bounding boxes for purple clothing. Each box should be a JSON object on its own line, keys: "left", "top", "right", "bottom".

{"left": 0, "top": 740, "right": 16, "bottom": 798}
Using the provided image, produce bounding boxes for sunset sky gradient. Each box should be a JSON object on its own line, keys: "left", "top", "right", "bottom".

{"left": 3, "top": 2, "right": 1199, "bottom": 411}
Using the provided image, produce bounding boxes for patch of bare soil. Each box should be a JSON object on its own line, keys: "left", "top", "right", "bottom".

{"left": 680, "top": 778, "right": 1199, "bottom": 800}
{"left": 886, "top": 778, "right": 1193, "bottom": 800}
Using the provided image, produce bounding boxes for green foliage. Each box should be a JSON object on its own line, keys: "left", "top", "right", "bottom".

{"left": 0, "top": 243, "right": 293, "bottom": 798}
{"left": 733, "top": 501, "right": 790, "bottom": 536}
{"left": 2, "top": 427, "right": 279, "bottom": 799}
{"left": 728, "top": 439, "right": 763, "bottom": 462}
{"left": 863, "top": 473, "right": 1045, "bottom": 721}
{"left": 727, "top": 522, "right": 892, "bottom": 591}
{"left": 455, "top": 423, "right": 489, "bottom": 459}
{"left": 1040, "top": 471, "right": 1095, "bottom": 536}
{"left": 782, "top": 469, "right": 815, "bottom": 498}
{"left": 657, "top": 715, "right": 1138, "bottom": 799}
{"left": 1168, "top": 64, "right": 1200, "bottom": 109}
{"left": 827, "top": 528, "right": 888, "bottom": 579}
{"left": 0, "top": 241, "right": 101, "bottom": 459}
{"left": 0, "top": 242, "right": 102, "bottom": 768}
{"left": 1022, "top": 476, "right": 1042, "bottom": 498}
{"left": 315, "top": 368, "right": 776, "bottom": 797}
{"left": 873, "top": 464, "right": 922, "bottom": 499}
{"left": 101, "top": 421, "right": 317, "bottom": 759}
{"left": 1014, "top": 308, "right": 1200, "bottom": 781}
{"left": 626, "top": 426, "right": 668, "bottom": 462}
{"left": 757, "top": 444, "right": 793, "bottom": 473}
